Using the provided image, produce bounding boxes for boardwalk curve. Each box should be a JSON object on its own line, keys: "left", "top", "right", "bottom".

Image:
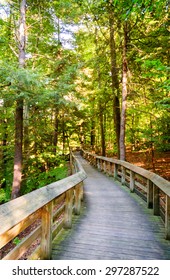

{"left": 52, "top": 155, "right": 170, "bottom": 260}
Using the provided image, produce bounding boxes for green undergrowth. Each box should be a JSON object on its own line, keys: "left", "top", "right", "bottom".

{"left": 21, "top": 162, "right": 68, "bottom": 195}
{"left": 0, "top": 153, "right": 69, "bottom": 204}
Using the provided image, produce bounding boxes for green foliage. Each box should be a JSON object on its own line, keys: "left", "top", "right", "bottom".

{"left": 0, "top": 188, "right": 7, "bottom": 204}
{"left": 0, "top": 0, "right": 169, "bottom": 204}
{"left": 21, "top": 154, "right": 68, "bottom": 195}
{"left": 13, "top": 237, "right": 21, "bottom": 246}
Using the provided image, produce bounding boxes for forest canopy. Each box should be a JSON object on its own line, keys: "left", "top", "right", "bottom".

{"left": 0, "top": 0, "right": 169, "bottom": 202}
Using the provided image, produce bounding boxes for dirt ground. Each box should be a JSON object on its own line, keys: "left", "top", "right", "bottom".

{"left": 125, "top": 149, "right": 170, "bottom": 181}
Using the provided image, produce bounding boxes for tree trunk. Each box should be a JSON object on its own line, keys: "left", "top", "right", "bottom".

{"left": 11, "top": 99, "right": 24, "bottom": 198}
{"left": 62, "top": 114, "right": 65, "bottom": 155}
{"left": 120, "top": 23, "right": 128, "bottom": 161}
{"left": 108, "top": 9, "right": 121, "bottom": 158}
{"left": 2, "top": 118, "right": 8, "bottom": 188}
{"left": 53, "top": 107, "right": 59, "bottom": 154}
{"left": 11, "top": 0, "right": 26, "bottom": 199}
{"left": 94, "top": 26, "right": 106, "bottom": 156}
{"left": 90, "top": 119, "right": 95, "bottom": 151}
{"left": 23, "top": 102, "right": 29, "bottom": 157}
{"left": 99, "top": 103, "right": 106, "bottom": 156}
{"left": 149, "top": 117, "right": 155, "bottom": 171}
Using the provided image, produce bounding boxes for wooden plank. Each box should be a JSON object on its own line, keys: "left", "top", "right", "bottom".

{"left": 114, "top": 164, "right": 118, "bottom": 179}
{"left": 135, "top": 181, "right": 147, "bottom": 193}
{"left": 121, "top": 167, "right": 126, "bottom": 185}
{"left": 74, "top": 183, "right": 82, "bottom": 215}
{"left": 147, "top": 180, "right": 153, "bottom": 209}
{"left": 130, "top": 171, "right": 135, "bottom": 192}
{"left": 53, "top": 204, "right": 65, "bottom": 223}
{"left": 80, "top": 182, "right": 84, "bottom": 201}
{"left": 96, "top": 158, "right": 100, "bottom": 170}
{"left": 28, "top": 245, "right": 41, "bottom": 260}
{"left": 153, "top": 184, "right": 160, "bottom": 216}
{"left": 165, "top": 195, "right": 170, "bottom": 240}
{"left": 109, "top": 162, "right": 113, "bottom": 176}
{"left": 3, "top": 226, "right": 41, "bottom": 260}
{"left": 52, "top": 220, "right": 64, "bottom": 240}
{"left": 41, "top": 202, "right": 53, "bottom": 260}
{"left": 53, "top": 193, "right": 65, "bottom": 206}
{"left": 0, "top": 210, "right": 41, "bottom": 249}
{"left": 64, "top": 188, "right": 73, "bottom": 229}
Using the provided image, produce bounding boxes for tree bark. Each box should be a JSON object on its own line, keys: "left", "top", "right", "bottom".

{"left": 23, "top": 102, "right": 29, "bottom": 157}
{"left": 120, "top": 23, "right": 128, "bottom": 161}
{"left": 108, "top": 8, "right": 121, "bottom": 158}
{"left": 94, "top": 27, "right": 106, "bottom": 156}
{"left": 1, "top": 116, "right": 8, "bottom": 188}
{"left": 11, "top": 99, "right": 24, "bottom": 198}
{"left": 53, "top": 107, "right": 59, "bottom": 154}
{"left": 11, "top": 0, "right": 26, "bottom": 199}
{"left": 90, "top": 119, "right": 95, "bottom": 151}
{"left": 99, "top": 103, "right": 106, "bottom": 156}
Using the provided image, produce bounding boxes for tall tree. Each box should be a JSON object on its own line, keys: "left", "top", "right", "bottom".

{"left": 108, "top": 3, "right": 121, "bottom": 157}
{"left": 119, "top": 22, "right": 128, "bottom": 161}
{"left": 11, "top": 0, "right": 26, "bottom": 199}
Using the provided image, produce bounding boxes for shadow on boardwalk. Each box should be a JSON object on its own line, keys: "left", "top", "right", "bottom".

{"left": 52, "top": 155, "right": 170, "bottom": 260}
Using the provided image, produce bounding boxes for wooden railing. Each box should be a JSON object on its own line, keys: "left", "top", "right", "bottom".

{"left": 0, "top": 153, "right": 86, "bottom": 260}
{"left": 82, "top": 150, "right": 170, "bottom": 240}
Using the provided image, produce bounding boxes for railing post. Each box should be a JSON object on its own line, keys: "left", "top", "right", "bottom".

{"left": 108, "top": 162, "right": 111, "bottom": 176}
{"left": 101, "top": 160, "right": 103, "bottom": 171}
{"left": 147, "top": 180, "right": 153, "bottom": 208}
{"left": 165, "top": 195, "right": 170, "bottom": 240}
{"left": 109, "top": 162, "right": 112, "bottom": 176}
{"left": 97, "top": 158, "right": 100, "bottom": 170}
{"left": 106, "top": 162, "right": 110, "bottom": 175}
{"left": 41, "top": 201, "right": 53, "bottom": 260}
{"left": 121, "top": 167, "right": 126, "bottom": 185}
{"left": 153, "top": 184, "right": 159, "bottom": 215}
{"left": 114, "top": 164, "right": 118, "bottom": 180}
{"left": 64, "top": 189, "right": 73, "bottom": 229}
{"left": 99, "top": 159, "right": 102, "bottom": 171}
{"left": 74, "top": 183, "right": 82, "bottom": 215}
{"left": 95, "top": 157, "right": 97, "bottom": 168}
{"left": 130, "top": 171, "right": 135, "bottom": 192}
{"left": 103, "top": 161, "right": 106, "bottom": 173}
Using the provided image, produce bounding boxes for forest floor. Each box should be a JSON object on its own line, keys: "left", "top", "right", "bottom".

{"left": 125, "top": 149, "right": 170, "bottom": 181}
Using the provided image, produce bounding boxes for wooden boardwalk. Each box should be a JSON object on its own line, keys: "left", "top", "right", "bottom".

{"left": 52, "top": 155, "right": 170, "bottom": 260}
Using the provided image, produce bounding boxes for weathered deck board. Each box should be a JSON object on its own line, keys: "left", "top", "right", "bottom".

{"left": 52, "top": 155, "right": 170, "bottom": 260}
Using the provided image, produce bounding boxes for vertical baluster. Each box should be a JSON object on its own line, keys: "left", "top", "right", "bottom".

{"left": 101, "top": 160, "right": 103, "bottom": 171}
{"left": 114, "top": 164, "right": 118, "bottom": 180}
{"left": 130, "top": 171, "right": 135, "bottom": 192}
{"left": 165, "top": 195, "right": 170, "bottom": 240}
{"left": 95, "top": 157, "right": 97, "bottom": 168}
{"left": 109, "top": 162, "right": 113, "bottom": 176}
{"left": 64, "top": 189, "right": 73, "bottom": 229}
{"left": 74, "top": 183, "right": 82, "bottom": 215}
{"left": 147, "top": 180, "right": 153, "bottom": 208}
{"left": 99, "top": 159, "right": 102, "bottom": 171}
{"left": 103, "top": 160, "right": 106, "bottom": 173}
{"left": 41, "top": 201, "right": 53, "bottom": 259}
{"left": 121, "top": 167, "right": 126, "bottom": 185}
{"left": 153, "top": 184, "right": 159, "bottom": 215}
{"left": 97, "top": 158, "right": 99, "bottom": 170}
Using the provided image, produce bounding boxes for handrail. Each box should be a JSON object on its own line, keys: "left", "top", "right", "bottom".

{"left": 82, "top": 150, "right": 170, "bottom": 240}
{"left": 0, "top": 153, "right": 87, "bottom": 260}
